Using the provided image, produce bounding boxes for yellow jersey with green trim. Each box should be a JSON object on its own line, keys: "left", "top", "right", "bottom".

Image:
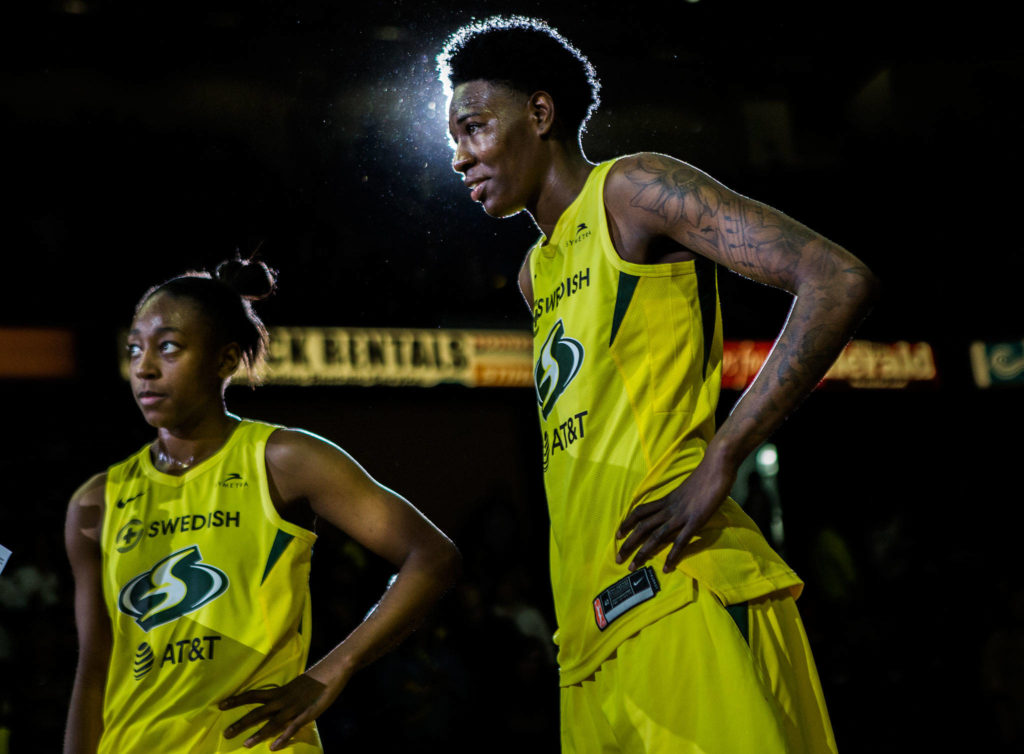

{"left": 99, "top": 419, "right": 322, "bottom": 752}
{"left": 528, "top": 158, "right": 802, "bottom": 686}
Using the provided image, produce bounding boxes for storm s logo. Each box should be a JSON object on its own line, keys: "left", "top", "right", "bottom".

{"left": 118, "top": 545, "right": 228, "bottom": 632}
{"left": 535, "top": 319, "right": 584, "bottom": 420}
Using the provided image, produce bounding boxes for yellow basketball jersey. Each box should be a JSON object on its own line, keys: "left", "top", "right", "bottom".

{"left": 529, "top": 159, "right": 803, "bottom": 686}
{"left": 99, "top": 419, "right": 322, "bottom": 752}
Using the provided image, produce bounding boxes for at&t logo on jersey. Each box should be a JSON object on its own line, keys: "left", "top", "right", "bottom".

{"left": 535, "top": 319, "right": 584, "bottom": 420}
{"left": 134, "top": 642, "right": 155, "bottom": 679}
{"left": 118, "top": 545, "right": 229, "bottom": 632}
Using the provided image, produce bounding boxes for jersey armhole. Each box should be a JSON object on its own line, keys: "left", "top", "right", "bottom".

{"left": 257, "top": 427, "right": 318, "bottom": 545}
{"left": 599, "top": 158, "right": 697, "bottom": 279}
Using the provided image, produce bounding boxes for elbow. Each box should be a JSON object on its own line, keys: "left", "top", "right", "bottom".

{"left": 435, "top": 537, "right": 463, "bottom": 589}
{"left": 851, "top": 262, "right": 881, "bottom": 318}
{"left": 414, "top": 533, "right": 461, "bottom": 591}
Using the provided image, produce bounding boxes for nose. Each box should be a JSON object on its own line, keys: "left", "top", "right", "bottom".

{"left": 134, "top": 348, "right": 159, "bottom": 380}
{"left": 451, "top": 139, "right": 473, "bottom": 175}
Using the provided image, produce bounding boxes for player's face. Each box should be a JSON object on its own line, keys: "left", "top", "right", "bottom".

{"left": 448, "top": 80, "right": 545, "bottom": 218}
{"left": 127, "top": 293, "right": 229, "bottom": 430}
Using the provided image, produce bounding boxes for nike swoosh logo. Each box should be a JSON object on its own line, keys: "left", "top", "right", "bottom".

{"left": 117, "top": 492, "right": 144, "bottom": 509}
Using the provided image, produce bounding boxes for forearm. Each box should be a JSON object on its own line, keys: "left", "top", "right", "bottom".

{"left": 64, "top": 662, "right": 107, "bottom": 754}
{"left": 307, "top": 543, "right": 459, "bottom": 685}
{"left": 64, "top": 484, "right": 109, "bottom": 754}
{"left": 710, "top": 263, "right": 878, "bottom": 470}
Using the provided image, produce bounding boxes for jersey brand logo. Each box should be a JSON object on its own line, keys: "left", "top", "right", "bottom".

{"left": 535, "top": 319, "right": 584, "bottom": 420}
{"left": 116, "top": 492, "right": 145, "bottom": 509}
{"left": 566, "top": 221, "right": 592, "bottom": 247}
{"left": 218, "top": 472, "right": 248, "bottom": 488}
{"left": 118, "top": 545, "right": 229, "bottom": 632}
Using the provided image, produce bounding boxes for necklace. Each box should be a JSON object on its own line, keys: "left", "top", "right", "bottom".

{"left": 152, "top": 419, "right": 238, "bottom": 473}
{"left": 154, "top": 442, "right": 196, "bottom": 472}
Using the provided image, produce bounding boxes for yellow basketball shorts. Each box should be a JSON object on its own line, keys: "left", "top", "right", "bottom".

{"left": 560, "top": 579, "right": 837, "bottom": 753}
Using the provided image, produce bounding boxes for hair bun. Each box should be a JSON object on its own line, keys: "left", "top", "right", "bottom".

{"left": 214, "top": 257, "right": 278, "bottom": 301}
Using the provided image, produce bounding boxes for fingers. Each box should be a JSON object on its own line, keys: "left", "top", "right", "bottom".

{"left": 222, "top": 702, "right": 277, "bottom": 741}
{"left": 626, "top": 523, "right": 675, "bottom": 571}
{"left": 219, "top": 687, "right": 276, "bottom": 711}
{"left": 221, "top": 687, "right": 293, "bottom": 744}
{"left": 663, "top": 519, "right": 701, "bottom": 572}
{"left": 616, "top": 499, "right": 703, "bottom": 572}
{"left": 616, "top": 500, "right": 659, "bottom": 538}
{"left": 225, "top": 702, "right": 307, "bottom": 749}
{"left": 615, "top": 514, "right": 665, "bottom": 567}
{"left": 221, "top": 677, "right": 328, "bottom": 749}
{"left": 625, "top": 521, "right": 700, "bottom": 573}
{"left": 270, "top": 709, "right": 315, "bottom": 751}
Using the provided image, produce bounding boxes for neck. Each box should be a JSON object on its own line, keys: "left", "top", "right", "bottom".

{"left": 153, "top": 410, "right": 239, "bottom": 474}
{"left": 528, "top": 143, "right": 594, "bottom": 238}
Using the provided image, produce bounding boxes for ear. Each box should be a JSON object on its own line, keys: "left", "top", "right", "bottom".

{"left": 528, "top": 91, "right": 556, "bottom": 137}
{"left": 217, "top": 343, "right": 243, "bottom": 380}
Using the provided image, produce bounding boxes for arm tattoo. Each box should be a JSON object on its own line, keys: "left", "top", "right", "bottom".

{"left": 624, "top": 154, "right": 816, "bottom": 287}
{"left": 623, "top": 154, "right": 876, "bottom": 458}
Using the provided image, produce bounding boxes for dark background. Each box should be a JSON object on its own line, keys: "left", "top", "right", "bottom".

{"left": 1, "top": 1, "right": 1022, "bottom": 751}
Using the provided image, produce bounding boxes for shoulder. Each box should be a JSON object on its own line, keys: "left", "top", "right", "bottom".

{"left": 265, "top": 427, "right": 340, "bottom": 468}
{"left": 66, "top": 472, "right": 107, "bottom": 549}
{"left": 603, "top": 152, "right": 736, "bottom": 254}
{"left": 69, "top": 472, "right": 107, "bottom": 511}
{"left": 518, "top": 247, "right": 536, "bottom": 308}
{"left": 264, "top": 427, "right": 364, "bottom": 491}
{"left": 604, "top": 152, "right": 712, "bottom": 206}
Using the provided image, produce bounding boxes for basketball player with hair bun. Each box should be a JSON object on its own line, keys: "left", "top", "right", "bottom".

{"left": 64, "top": 257, "right": 460, "bottom": 753}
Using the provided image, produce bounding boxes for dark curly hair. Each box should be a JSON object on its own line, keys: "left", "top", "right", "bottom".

{"left": 438, "top": 16, "right": 601, "bottom": 140}
{"left": 135, "top": 257, "right": 277, "bottom": 383}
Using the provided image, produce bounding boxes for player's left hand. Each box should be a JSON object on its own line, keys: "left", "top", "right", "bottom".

{"left": 220, "top": 672, "right": 343, "bottom": 750}
{"left": 615, "top": 454, "right": 735, "bottom": 573}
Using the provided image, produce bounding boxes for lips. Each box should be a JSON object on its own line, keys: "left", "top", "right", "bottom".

{"left": 467, "top": 178, "right": 488, "bottom": 202}
{"left": 137, "top": 390, "right": 166, "bottom": 406}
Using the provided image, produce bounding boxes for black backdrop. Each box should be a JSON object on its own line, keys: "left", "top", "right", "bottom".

{"left": 2, "top": 2, "right": 1022, "bottom": 751}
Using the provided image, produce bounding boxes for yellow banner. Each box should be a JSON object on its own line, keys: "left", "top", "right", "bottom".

{"left": 119, "top": 328, "right": 937, "bottom": 391}
{"left": 261, "top": 327, "right": 533, "bottom": 387}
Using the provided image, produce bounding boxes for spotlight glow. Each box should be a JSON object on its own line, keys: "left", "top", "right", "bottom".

{"left": 755, "top": 443, "right": 779, "bottom": 478}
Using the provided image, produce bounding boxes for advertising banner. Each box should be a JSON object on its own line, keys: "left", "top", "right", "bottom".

{"left": 722, "top": 339, "right": 939, "bottom": 390}
{"left": 119, "top": 327, "right": 940, "bottom": 391}
{"left": 259, "top": 327, "right": 530, "bottom": 388}
{"left": 970, "top": 340, "right": 1024, "bottom": 388}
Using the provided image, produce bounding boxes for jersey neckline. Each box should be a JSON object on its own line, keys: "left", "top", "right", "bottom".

{"left": 139, "top": 415, "right": 247, "bottom": 486}
{"left": 538, "top": 161, "right": 606, "bottom": 255}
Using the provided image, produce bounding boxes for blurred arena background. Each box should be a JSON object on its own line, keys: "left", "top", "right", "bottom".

{"left": 1, "top": 1, "right": 1021, "bottom": 751}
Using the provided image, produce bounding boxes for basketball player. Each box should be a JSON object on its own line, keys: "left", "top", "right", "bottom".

{"left": 63, "top": 259, "right": 460, "bottom": 752}
{"left": 439, "top": 16, "right": 877, "bottom": 753}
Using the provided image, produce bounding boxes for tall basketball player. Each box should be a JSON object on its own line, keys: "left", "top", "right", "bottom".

{"left": 440, "top": 16, "right": 877, "bottom": 752}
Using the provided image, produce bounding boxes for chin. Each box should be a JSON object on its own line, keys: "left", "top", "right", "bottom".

{"left": 483, "top": 198, "right": 524, "bottom": 219}
{"left": 136, "top": 404, "right": 170, "bottom": 429}
{"left": 140, "top": 413, "right": 166, "bottom": 429}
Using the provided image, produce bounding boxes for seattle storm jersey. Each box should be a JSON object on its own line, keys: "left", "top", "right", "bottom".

{"left": 529, "top": 159, "right": 803, "bottom": 686}
{"left": 99, "top": 419, "right": 322, "bottom": 752}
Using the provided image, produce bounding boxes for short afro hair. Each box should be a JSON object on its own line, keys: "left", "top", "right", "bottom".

{"left": 438, "top": 16, "right": 601, "bottom": 139}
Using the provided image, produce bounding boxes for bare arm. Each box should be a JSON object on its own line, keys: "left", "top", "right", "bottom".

{"left": 608, "top": 153, "right": 879, "bottom": 570}
{"left": 220, "top": 429, "right": 460, "bottom": 750}
{"left": 518, "top": 248, "right": 535, "bottom": 309}
{"left": 64, "top": 474, "right": 111, "bottom": 754}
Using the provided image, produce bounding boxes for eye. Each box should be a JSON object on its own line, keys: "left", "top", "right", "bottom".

{"left": 126, "top": 343, "right": 141, "bottom": 359}
{"left": 159, "top": 340, "right": 182, "bottom": 354}
{"left": 465, "top": 122, "right": 481, "bottom": 135}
